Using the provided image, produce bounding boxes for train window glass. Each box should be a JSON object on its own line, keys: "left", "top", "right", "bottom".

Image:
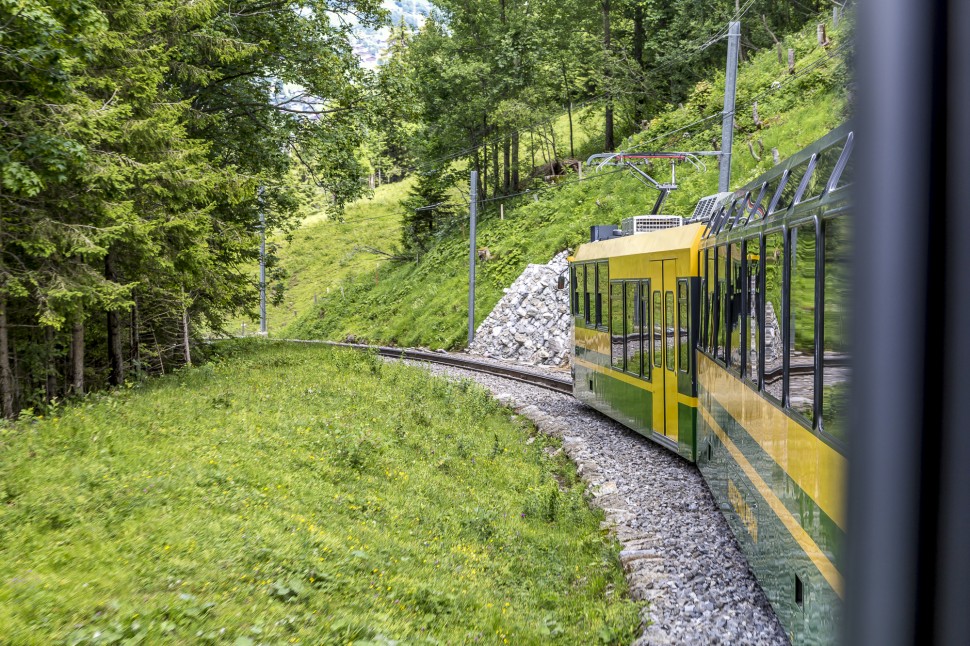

{"left": 653, "top": 291, "right": 663, "bottom": 368}
{"left": 762, "top": 175, "right": 786, "bottom": 216}
{"left": 764, "top": 232, "right": 785, "bottom": 401}
{"left": 789, "top": 224, "right": 817, "bottom": 423}
{"left": 745, "top": 237, "right": 763, "bottom": 385}
{"left": 665, "top": 292, "right": 676, "bottom": 372}
{"left": 728, "top": 242, "right": 743, "bottom": 371}
{"left": 775, "top": 159, "right": 811, "bottom": 213}
{"left": 611, "top": 282, "right": 625, "bottom": 371}
{"left": 596, "top": 261, "right": 609, "bottom": 328}
{"left": 625, "top": 282, "right": 641, "bottom": 376}
{"left": 716, "top": 245, "right": 727, "bottom": 362}
{"left": 641, "top": 280, "right": 652, "bottom": 380}
{"left": 831, "top": 140, "right": 854, "bottom": 189}
{"left": 570, "top": 266, "right": 579, "bottom": 316}
{"left": 822, "top": 216, "right": 850, "bottom": 442}
{"left": 678, "top": 281, "right": 689, "bottom": 373}
{"left": 726, "top": 195, "right": 748, "bottom": 231}
{"left": 803, "top": 139, "right": 847, "bottom": 200}
{"left": 707, "top": 250, "right": 716, "bottom": 352}
{"left": 741, "top": 184, "right": 767, "bottom": 226}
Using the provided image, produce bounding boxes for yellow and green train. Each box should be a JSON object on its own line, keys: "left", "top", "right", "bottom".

{"left": 569, "top": 125, "right": 853, "bottom": 645}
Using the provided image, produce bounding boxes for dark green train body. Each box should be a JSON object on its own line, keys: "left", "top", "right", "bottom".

{"left": 569, "top": 126, "right": 853, "bottom": 645}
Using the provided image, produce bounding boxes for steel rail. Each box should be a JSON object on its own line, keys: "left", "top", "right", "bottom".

{"left": 284, "top": 339, "right": 574, "bottom": 395}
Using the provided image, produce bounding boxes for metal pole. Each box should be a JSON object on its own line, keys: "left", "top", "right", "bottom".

{"left": 719, "top": 21, "right": 741, "bottom": 192}
{"left": 467, "top": 171, "right": 479, "bottom": 345}
{"left": 258, "top": 188, "right": 267, "bottom": 335}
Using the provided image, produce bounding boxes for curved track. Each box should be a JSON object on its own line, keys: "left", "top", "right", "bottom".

{"left": 286, "top": 340, "right": 574, "bottom": 395}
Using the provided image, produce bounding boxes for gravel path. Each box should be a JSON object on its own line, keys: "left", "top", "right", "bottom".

{"left": 400, "top": 357, "right": 789, "bottom": 646}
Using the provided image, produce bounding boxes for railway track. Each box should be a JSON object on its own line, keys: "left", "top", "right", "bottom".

{"left": 286, "top": 340, "right": 574, "bottom": 395}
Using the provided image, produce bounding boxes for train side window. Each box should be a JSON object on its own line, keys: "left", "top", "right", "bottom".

{"left": 726, "top": 195, "right": 749, "bottom": 231}
{"left": 611, "top": 282, "right": 625, "bottom": 371}
{"left": 640, "top": 280, "right": 651, "bottom": 380}
{"left": 625, "top": 282, "right": 641, "bottom": 376}
{"left": 728, "top": 242, "right": 743, "bottom": 372}
{"left": 596, "top": 261, "right": 609, "bottom": 328}
{"left": 665, "top": 291, "right": 676, "bottom": 372}
{"left": 789, "top": 223, "right": 818, "bottom": 424}
{"left": 821, "top": 216, "right": 850, "bottom": 442}
{"left": 582, "top": 265, "right": 591, "bottom": 326}
{"left": 741, "top": 184, "right": 767, "bottom": 226}
{"left": 803, "top": 139, "right": 847, "bottom": 200}
{"left": 716, "top": 245, "right": 727, "bottom": 363}
{"left": 706, "top": 249, "right": 716, "bottom": 352}
{"left": 653, "top": 291, "right": 663, "bottom": 369}
{"left": 677, "top": 281, "right": 689, "bottom": 373}
{"left": 762, "top": 173, "right": 787, "bottom": 216}
{"left": 744, "top": 236, "right": 763, "bottom": 386}
{"left": 763, "top": 231, "right": 786, "bottom": 402}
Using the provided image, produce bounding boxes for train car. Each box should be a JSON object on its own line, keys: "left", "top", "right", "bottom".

{"left": 569, "top": 222, "right": 704, "bottom": 461}
{"left": 569, "top": 124, "right": 853, "bottom": 645}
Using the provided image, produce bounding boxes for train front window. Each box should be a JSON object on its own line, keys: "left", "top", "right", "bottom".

{"left": 611, "top": 282, "right": 625, "bottom": 371}
{"left": 822, "top": 216, "right": 851, "bottom": 442}
{"left": 678, "top": 281, "right": 689, "bottom": 374}
{"left": 745, "top": 237, "right": 763, "bottom": 385}
{"left": 706, "top": 249, "right": 716, "bottom": 352}
{"left": 641, "top": 280, "right": 651, "bottom": 380}
{"left": 596, "top": 261, "right": 609, "bottom": 328}
{"left": 764, "top": 231, "right": 786, "bottom": 402}
{"left": 571, "top": 267, "right": 579, "bottom": 316}
{"left": 625, "top": 282, "right": 641, "bottom": 376}
{"left": 665, "top": 292, "right": 676, "bottom": 372}
{"left": 789, "top": 223, "right": 818, "bottom": 424}
{"left": 653, "top": 291, "right": 663, "bottom": 369}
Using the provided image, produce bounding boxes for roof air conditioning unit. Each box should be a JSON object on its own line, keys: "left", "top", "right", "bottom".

{"left": 621, "top": 215, "right": 684, "bottom": 235}
{"left": 690, "top": 192, "right": 734, "bottom": 222}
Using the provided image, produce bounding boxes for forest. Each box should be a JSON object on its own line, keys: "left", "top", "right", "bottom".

{"left": 0, "top": 0, "right": 835, "bottom": 416}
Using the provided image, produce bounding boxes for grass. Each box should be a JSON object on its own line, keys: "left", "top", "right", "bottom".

{"left": 0, "top": 340, "right": 641, "bottom": 644}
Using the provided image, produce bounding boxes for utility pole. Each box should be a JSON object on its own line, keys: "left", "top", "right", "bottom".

{"left": 467, "top": 172, "right": 479, "bottom": 344}
{"left": 719, "top": 21, "right": 741, "bottom": 192}
{"left": 258, "top": 187, "right": 267, "bottom": 335}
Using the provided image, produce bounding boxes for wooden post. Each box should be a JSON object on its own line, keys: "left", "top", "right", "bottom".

{"left": 818, "top": 24, "right": 829, "bottom": 47}
{"left": 771, "top": 148, "right": 780, "bottom": 164}
{"left": 788, "top": 48, "right": 796, "bottom": 75}
{"left": 753, "top": 102, "right": 762, "bottom": 128}
{"left": 500, "top": 203, "right": 504, "bottom": 220}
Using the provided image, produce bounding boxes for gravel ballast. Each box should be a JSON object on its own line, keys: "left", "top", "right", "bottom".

{"left": 403, "top": 358, "right": 789, "bottom": 646}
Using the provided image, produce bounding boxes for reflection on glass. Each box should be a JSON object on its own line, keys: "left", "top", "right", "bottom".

{"left": 776, "top": 160, "right": 811, "bottom": 212}
{"left": 665, "top": 292, "right": 675, "bottom": 372}
{"left": 678, "top": 282, "right": 689, "bottom": 373}
{"left": 764, "top": 232, "right": 785, "bottom": 401}
{"left": 822, "top": 217, "right": 851, "bottom": 441}
{"left": 729, "top": 242, "right": 743, "bottom": 370}
{"left": 789, "top": 224, "right": 817, "bottom": 422}
{"left": 803, "top": 141, "right": 846, "bottom": 201}
{"left": 745, "top": 238, "right": 762, "bottom": 382}
{"left": 716, "top": 246, "right": 727, "bottom": 362}
{"left": 653, "top": 291, "right": 663, "bottom": 369}
{"left": 611, "top": 283, "right": 625, "bottom": 370}
{"left": 625, "top": 282, "right": 641, "bottom": 375}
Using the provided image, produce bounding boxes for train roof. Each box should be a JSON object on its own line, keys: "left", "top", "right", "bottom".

{"left": 571, "top": 222, "right": 705, "bottom": 262}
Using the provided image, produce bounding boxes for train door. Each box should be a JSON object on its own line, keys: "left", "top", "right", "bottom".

{"left": 652, "top": 259, "right": 679, "bottom": 441}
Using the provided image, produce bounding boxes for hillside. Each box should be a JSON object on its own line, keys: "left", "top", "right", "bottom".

{"left": 283, "top": 14, "right": 850, "bottom": 349}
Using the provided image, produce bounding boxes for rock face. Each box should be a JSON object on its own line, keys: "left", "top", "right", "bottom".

{"left": 469, "top": 251, "right": 571, "bottom": 367}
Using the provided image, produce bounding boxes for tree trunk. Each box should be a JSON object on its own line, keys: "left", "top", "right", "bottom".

{"left": 130, "top": 293, "right": 140, "bottom": 373}
{"left": 45, "top": 326, "right": 56, "bottom": 403}
{"left": 105, "top": 250, "right": 124, "bottom": 386}
{"left": 632, "top": 5, "right": 646, "bottom": 126}
{"left": 491, "top": 140, "right": 500, "bottom": 198}
{"left": 0, "top": 297, "right": 13, "bottom": 418}
{"left": 548, "top": 123, "right": 559, "bottom": 163}
{"left": 511, "top": 131, "right": 520, "bottom": 189}
{"left": 603, "top": 0, "right": 615, "bottom": 152}
{"left": 182, "top": 305, "right": 192, "bottom": 366}
{"left": 503, "top": 137, "right": 511, "bottom": 194}
{"left": 70, "top": 320, "right": 84, "bottom": 396}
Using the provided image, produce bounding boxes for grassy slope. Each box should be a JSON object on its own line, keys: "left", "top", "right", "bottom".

{"left": 0, "top": 341, "right": 639, "bottom": 644}
{"left": 285, "top": 15, "right": 849, "bottom": 349}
